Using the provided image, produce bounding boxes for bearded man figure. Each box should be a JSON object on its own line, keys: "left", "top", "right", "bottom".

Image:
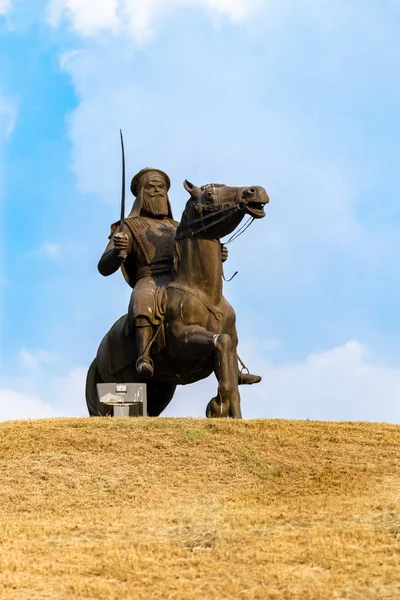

{"left": 98, "top": 167, "right": 178, "bottom": 376}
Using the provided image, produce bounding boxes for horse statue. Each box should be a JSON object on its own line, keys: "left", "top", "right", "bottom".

{"left": 86, "top": 179, "right": 268, "bottom": 418}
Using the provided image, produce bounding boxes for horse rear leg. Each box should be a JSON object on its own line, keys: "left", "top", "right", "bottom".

{"left": 85, "top": 359, "right": 112, "bottom": 416}
{"left": 146, "top": 382, "right": 177, "bottom": 416}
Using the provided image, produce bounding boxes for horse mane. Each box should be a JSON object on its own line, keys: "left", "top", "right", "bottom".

{"left": 201, "top": 183, "right": 225, "bottom": 190}
{"left": 173, "top": 183, "right": 227, "bottom": 275}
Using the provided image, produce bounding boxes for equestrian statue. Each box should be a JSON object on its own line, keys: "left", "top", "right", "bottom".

{"left": 86, "top": 159, "right": 269, "bottom": 418}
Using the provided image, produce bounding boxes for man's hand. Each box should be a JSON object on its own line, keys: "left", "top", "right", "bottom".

{"left": 221, "top": 245, "right": 228, "bottom": 263}
{"left": 113, "top": 232, "right": 129, "bottom": 253}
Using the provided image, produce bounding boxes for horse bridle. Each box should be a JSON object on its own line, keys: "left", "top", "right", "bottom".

{"left": 175, "top": 186, "right": 247, "bottom": 241}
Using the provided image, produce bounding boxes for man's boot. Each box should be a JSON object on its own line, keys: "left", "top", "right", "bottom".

{"left": 135, "top": 321, "right": 154, "bottom": 377}
{"left": 238, "top": 372, "right": 262, "bottom": 385}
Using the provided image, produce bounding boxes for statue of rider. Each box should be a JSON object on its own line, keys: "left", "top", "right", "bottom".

{"left": 98, "top": 167, "right": 261, "bottom": 385}
{"left": 98, "top": 167, "right": 177, "bottom": 377}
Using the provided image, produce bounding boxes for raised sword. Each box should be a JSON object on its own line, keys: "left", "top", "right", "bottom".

{"left": 118, "top": 129, "right": 128, "bottom": 262}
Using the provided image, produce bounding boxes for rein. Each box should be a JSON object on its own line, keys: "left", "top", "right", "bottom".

{"left": 223, "top": 215, "right": 255, "bottom": 245}
{"left": 174, "top": 188, "right": 258, "bottom": 283}
{"left": 175, "top": 201, "right": 242, "bottom": 241}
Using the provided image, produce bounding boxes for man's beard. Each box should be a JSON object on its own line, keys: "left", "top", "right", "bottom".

{"left": 141, "top": 193, "right": 169, "bottom": 216}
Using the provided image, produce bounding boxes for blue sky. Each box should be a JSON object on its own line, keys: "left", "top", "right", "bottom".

{"left": 1, "top": 0, "right": 400, "bottom": 422}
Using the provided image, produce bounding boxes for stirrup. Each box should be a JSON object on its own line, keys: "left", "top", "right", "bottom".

{"left": 136, "top": 355, "right": 154, "bottom": 376}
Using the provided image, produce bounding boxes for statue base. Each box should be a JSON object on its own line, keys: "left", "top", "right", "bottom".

{"left": 97, "top": 383, "right": 147, "bottom": 417}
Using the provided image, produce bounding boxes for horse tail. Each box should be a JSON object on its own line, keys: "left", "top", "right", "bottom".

{"left": 85, "top": 358, "right": 103, "bottom": 417}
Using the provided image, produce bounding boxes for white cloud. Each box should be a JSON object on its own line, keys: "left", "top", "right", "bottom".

{"left": 47, "top": 0, "right": 263, "bottom": 43}
{"left": 0, "top": 0, "right": 11, "bottom": 16}
{"left": 50, "top": 367, "right": 88, "bottom": 416}
{"left": 19, "top": 348, "right": 59, "bottom": 372}
{"left": 47, "top": 0, "right": 119, "bottom": 36}
{"left": 41, "top": 242, "right": 61, "bottom": 259}
{"left": 0, "top": 93, "right": 17, "bottom": 346}
{"left": 0, "top": 388, "right": 58, "bottom": 421}
{"left": 167, "top": 341, "right": 400, "bottom": 423}
{"left": 59, "top": 44, "right": 360, "bottom": 248}
{"left": 27, "top": 241, "right": 85, "bottom": 261}
{"left": 0, "top": 97, "right": 16, "bottom": 137}
{"left": 0, "top": 366, "right": 88, "bottom": 422}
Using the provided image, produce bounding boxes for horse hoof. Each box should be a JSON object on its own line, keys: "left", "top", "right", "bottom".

{"left": 206, "top": 398, "right": 229, "bottom": 418}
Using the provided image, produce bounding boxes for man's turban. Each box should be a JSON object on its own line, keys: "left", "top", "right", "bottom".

{"left": 130, "top": 167, "right": 171, "bottom": 197}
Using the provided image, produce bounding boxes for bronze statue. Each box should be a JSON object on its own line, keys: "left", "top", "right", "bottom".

{"left": 86, "top": 168, "right": 269, "bottom": 418}
{"left": 98, "top": 167, "right": 179, "bottom": 377}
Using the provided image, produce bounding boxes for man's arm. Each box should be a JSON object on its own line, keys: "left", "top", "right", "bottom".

{"left": 98, "top": 227, "right": 132, "bottom": 276}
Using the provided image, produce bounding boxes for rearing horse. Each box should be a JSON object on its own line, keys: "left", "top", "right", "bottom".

{"left": 86, "top": 180, "right": 268, "bottom": 418}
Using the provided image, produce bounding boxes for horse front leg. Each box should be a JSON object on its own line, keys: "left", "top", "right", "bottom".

{"left": 169, "top": 326, "right": 240, "bottom": 418}
{"left": 207, "top": 333, "right": 242, "bottom": 419}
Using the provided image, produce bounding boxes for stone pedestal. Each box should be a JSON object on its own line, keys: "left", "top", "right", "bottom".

{"left": 97, "top": 383, "right": 147, "bottom": 417}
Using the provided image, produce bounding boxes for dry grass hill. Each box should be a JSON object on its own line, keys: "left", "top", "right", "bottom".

{"left": 0, "top": 418, "right": 399, "bottom": 599}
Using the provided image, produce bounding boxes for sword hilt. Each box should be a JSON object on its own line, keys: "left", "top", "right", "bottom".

{"left": 118, "top": 249, "right": 128, "bottom": 262}
{"left": 117, "top": 225, "right": 128, "bottom": 262}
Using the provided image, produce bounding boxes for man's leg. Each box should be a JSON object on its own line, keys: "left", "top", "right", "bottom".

{"left": 129, "top": 277, "right": 158, "bottom": 377}
{"left": 135, "top": 317, "right": 154, "bottom": 376}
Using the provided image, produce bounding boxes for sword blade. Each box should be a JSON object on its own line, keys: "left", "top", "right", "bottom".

{"left": 118, "top": 129, "right": 128, "bottom": 262}
{"left": 119, "top": 128, "right": 126, "bottom": 233}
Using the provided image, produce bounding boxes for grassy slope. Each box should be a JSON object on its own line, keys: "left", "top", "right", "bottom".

{"left": 0, "top": 418, "right": 399, "bottom": 599}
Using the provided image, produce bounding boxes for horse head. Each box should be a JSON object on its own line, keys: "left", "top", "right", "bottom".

{"left": 176, "top": 180, "right": 269, "bottom": 241}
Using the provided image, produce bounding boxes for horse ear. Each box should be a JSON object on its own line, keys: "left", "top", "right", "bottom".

{"left": 184, "top": 179, "right": 201, "bottom": 198}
